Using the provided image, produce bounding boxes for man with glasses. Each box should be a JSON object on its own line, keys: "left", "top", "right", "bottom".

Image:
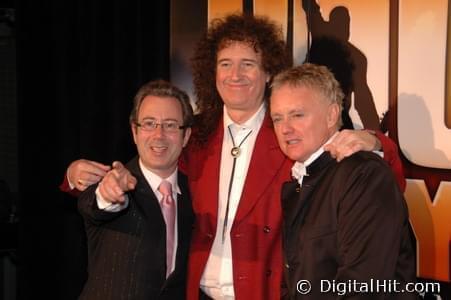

{"left": 77, "top": 80, "right": 194, "bottom": 299}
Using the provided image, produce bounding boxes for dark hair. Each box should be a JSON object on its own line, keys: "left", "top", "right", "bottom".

{"left": 129, "top": 80, "right": 194, "bottom": 131}
{"left": 191, "top": 13, "right": 292, "bottom": 144}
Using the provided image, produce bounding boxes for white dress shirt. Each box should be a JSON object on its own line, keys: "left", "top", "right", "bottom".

{"left": 200, "top": 104, "right": 266, "bottom": 299}
{"left": 96, "top": 159, "right": 180, "bottom": 274}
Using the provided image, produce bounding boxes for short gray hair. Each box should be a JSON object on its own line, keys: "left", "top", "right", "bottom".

{"left": 271, "top": 63, "right": 344, "bottom": 128}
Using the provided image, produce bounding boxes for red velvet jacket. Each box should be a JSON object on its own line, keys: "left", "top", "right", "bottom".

{"left": 180, "top": 115, "right": 293, "bottom": 299}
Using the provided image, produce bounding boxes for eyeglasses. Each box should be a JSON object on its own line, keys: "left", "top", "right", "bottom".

{"left": 135, "top": 120, "right": 187, "bottom": 133}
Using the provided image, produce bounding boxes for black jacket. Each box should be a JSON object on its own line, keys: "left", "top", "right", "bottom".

{"left": 78, "top": 156, "right": 194, "bottom": 300}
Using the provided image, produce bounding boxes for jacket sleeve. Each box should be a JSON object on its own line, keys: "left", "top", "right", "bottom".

{"left": 335, "top": 158, "right": 415, "bottom": 299}
{"left": 78, "top": 184, "right": 125, "bottom": 226}
{"left": 375, "top": 131, "right": 406, "bottom": 192}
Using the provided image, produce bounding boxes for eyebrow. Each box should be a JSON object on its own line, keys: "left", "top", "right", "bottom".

{"left": 217, "top": 58, "right": 258, "bottom": 63}
{"left": 270, "top": 108, "right": 304, "bottom": 118}
{"left": 217, "top": 58, "right": 230, "bottom": 63}
{"left": 140, "top": 117, "right": 180, "bottom": 122}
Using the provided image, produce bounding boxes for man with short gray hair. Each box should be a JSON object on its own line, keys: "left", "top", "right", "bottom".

{"left": 270, "top": 63, "right": 416, "bottom": 299}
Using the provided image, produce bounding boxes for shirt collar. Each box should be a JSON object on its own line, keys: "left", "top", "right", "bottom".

{"left": 223, "top": 102, "right": 266, "bottom": 133}
{"left": 291, "top": 131, "right": 339, "bottom": 184}
{"left": 138, "top": 159, "right": 180, "bottom": 196}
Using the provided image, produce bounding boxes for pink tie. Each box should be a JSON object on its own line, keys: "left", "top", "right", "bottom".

{"left": 158, "top": 180, "right": 176, "bottom": 278}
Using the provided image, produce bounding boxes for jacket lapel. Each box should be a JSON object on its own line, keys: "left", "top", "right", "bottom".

{"left": 175, "top": 171, "right": 193, "bottom": 263}
{"left": 127, "top": 157, "right": 165, "bottom": 227}
{"left": 176, "top": 172, "right": 192, "bottom": 240}
{"left": 233, "top": 114, "right": 289, "bottom": 225}
{"left": 200, "top": 124, "right": 223, "bottom": 215}
{"left": 187, "top": 122, "right": 223, "bottom": 234}
{"left": 281, "top": 180, "right": 302, "bottom": 230}
{"left": 282, "top": 152, "right": 336, "bottom": 230}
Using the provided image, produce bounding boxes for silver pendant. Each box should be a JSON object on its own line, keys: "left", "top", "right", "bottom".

{"left": 231, "top": 146, "right": 241, "bottom": 158}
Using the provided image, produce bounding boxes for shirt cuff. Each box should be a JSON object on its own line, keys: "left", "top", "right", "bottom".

{"left": 95, "top": 186, "right": 129, "bottom": 212}
{"left": 67, "top": 172, "right": 75, "bottom": 190}
{"left": 374, "top": 150, "right": 384, "bottom": 158}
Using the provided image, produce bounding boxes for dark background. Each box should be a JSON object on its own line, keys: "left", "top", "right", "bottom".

{"left": 1, "top": 0, "right": 450, "bottom": 299}
{"left": 1, "top": 0, "right": 170, "bottom": 298}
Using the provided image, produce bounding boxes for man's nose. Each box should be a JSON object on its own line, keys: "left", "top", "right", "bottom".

{"left": 230, "top": 65, "right": 242, "bottom": 80}
{"left": 153, "top": 124, "right": 166, "bottom": 137}
{"left": 280, "top": 120, "right": 294, "bottom": 134}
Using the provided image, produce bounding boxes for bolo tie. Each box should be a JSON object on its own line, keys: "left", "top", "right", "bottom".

{"left": 222, "top": 125, "right": 253, "bottom": 243}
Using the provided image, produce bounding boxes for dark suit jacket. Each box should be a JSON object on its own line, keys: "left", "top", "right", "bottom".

{"left": 282, "top": 152, "right": 417, "bottom": 299}
{"left": 78, "top": 156, "right": 194, "bottom": 300}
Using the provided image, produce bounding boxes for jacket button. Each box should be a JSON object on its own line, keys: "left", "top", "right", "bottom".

{"left": 263, "top": 226, "right": 271, "bottom": 233}
{"left": 285, "top": 263, "right": 290, "bottom": 269}
{"left": 238, "top": 275, "right": 247, "bottom": 280}
{"left": 266, "top": 269, "right": 272, "bottom": 276}
{"left": 206, "top": 233, "right": 213, "bottom": 238}
{"left": 296, "top": 187, "right": 301, "bottom": 193}
{"left": 234, "top": 233, "right": 242, "bottom": 238}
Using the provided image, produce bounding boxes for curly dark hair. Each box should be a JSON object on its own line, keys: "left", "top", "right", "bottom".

{"left": 191, "top": 13, "right": 292, "bottom": 144}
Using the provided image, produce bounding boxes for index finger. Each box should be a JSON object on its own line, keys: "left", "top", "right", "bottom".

{"left": 112, "top": 161, "right": 125, "bottom": 170}
{"left": 88, "top": 161, "right": 112, "bottom": 172}
{"left": 82, "top": 162, "right": 111, "bottom": 177}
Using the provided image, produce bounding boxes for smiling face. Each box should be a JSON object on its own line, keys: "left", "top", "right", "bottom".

{"left": 131, "top": 95, "right": 191, "bottom": 178}
{"left": 270, "top": 84, "right": 339, "bottom": 162}
{"left": 216, "top": 41, "right": 270, "bottom": 122}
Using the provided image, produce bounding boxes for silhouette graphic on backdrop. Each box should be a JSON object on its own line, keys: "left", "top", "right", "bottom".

{"left": 302, "top": 0, "right": 381, "bottom": 130}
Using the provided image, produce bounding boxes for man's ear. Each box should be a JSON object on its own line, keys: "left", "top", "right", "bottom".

{"left": 131, "top": 123, "right": 138, "bottom": 145}
{"left": 327, "top": 103, "right": 340, "bottom": 129}
{"left": 182, "top": 127, "right": 192, "bottom": 147}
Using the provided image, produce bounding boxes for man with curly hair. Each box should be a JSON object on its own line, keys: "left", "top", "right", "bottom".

{"left": 60, "top": 14, "right": 405, "bottom": 299}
